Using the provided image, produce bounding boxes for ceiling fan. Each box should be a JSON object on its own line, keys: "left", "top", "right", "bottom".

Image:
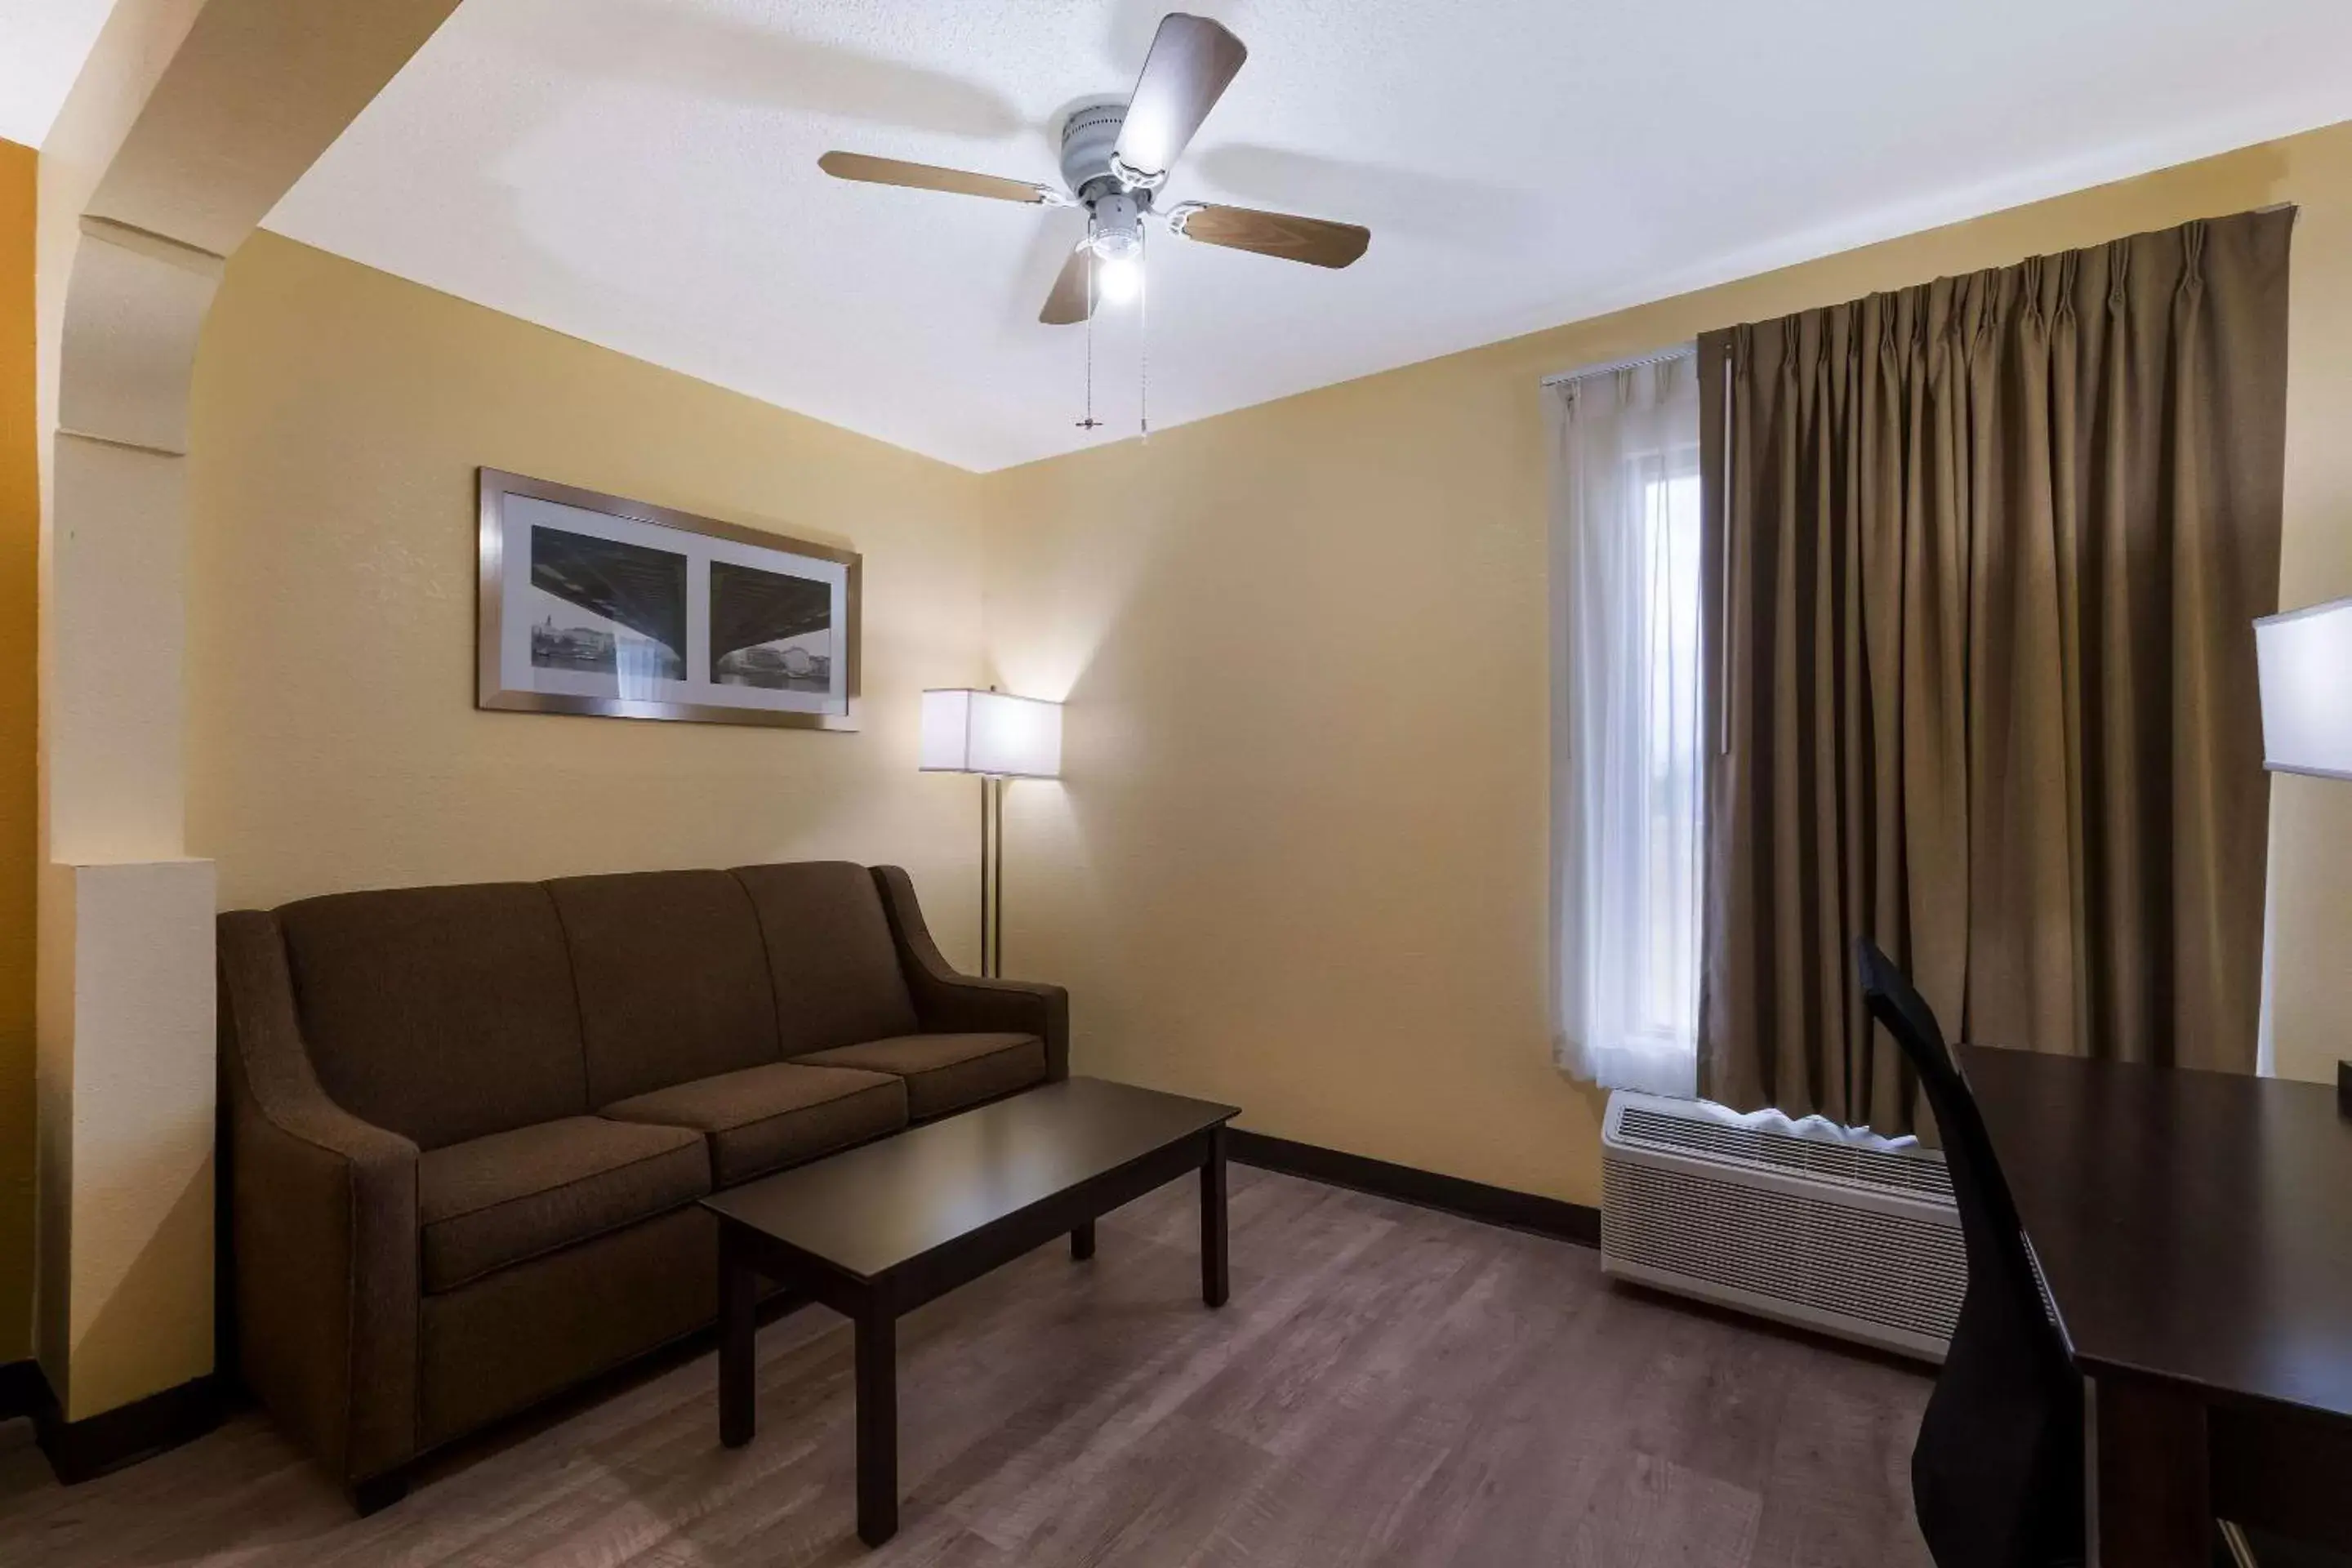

{"left": 817, "top": 12, "right": 1370, "bottom": 327}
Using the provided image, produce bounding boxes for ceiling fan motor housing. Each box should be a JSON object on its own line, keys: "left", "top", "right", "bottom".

{"left": 1059, "top": 99, "right": 1143, "bottom": 205}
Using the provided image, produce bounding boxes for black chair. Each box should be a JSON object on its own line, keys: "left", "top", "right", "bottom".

{"left": 1855, "top": 938, "right": 2085, "bottom": 1567}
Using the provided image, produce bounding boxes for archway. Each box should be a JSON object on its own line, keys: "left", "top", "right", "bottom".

{"left": 33, "top": 0, "right": 462, "bottom": 1445}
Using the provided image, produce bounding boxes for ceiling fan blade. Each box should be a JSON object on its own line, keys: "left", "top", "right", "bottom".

{"left": 1168, "top": 203, "right": 1370, "bottom": 268}
{"left": 1111, "top": 14, "right": 1246, "bottom": 180}
{"left": 818, "top": 151, "right": 1058, "bottom": 205}
{"left": 1040, "top": 247, "right": 1094, "bottom": 325}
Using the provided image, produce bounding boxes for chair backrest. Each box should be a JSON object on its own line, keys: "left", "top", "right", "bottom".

{"left": 1853, "top": 942, "right": 2052, "bottom": 1338}
{"left": 1853, "top": 938, "right": 2083, "bottom": 1567}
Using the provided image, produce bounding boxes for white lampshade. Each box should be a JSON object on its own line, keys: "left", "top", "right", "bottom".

{"left": 2256, "top": 596, "right": 2352, "bottom": 782}
{"left": 920, "top": 688, "right": 1062, "bottom": 778}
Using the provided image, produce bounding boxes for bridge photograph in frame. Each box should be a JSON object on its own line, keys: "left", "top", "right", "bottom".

{"left": 477, "top": 468, "right": 861, "bottom": 730}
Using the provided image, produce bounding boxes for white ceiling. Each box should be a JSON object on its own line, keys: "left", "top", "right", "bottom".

{"left": 0, "top": 0, "right": 118, "bottom": 147}
{"left": 254, "top": 0, "right": 2352, "bottom": 470}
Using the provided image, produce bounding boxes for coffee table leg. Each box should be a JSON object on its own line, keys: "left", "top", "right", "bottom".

{"left": 718, "top": 1226, "right": 756, "bottom": 1449}
{"left": 855, "top": 1307, "right": 899, "bottom": 1546}
{"left": 1071, "top": 1220, "right": 1096, "bottom": 1261}
{"left": 1201, "top": 1126, "right": 1229, "bottom": 1308}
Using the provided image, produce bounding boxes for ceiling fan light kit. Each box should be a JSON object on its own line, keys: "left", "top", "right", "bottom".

{"left": 819, "top": 11, "right": 1370, "bottom": 436}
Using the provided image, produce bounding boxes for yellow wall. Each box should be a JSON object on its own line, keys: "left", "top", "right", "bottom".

{"left": 0, "top": 140, "right": 38, "bottom": 1365}
{"left": 77, "top": 122, "right": 2352, "bottom": 1249}
{"left": 982, "top": 124, "right": 2352, "bottom": 1208}
{"left": 187, "top": 233, "right": 990, "bottom": 942}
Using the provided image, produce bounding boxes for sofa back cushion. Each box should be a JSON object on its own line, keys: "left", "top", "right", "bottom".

{"left": 731, "top": 862, "right": 920, "bottom": 1056}
{"left": 276, "top": 883, "right": 590, "bottom": 1151}
{"left": 546, "top": 870, "right": 782, "bottom": 1105}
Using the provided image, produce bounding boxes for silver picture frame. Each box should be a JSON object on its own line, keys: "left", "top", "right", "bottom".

{"left": 476, "top": 467, "right": 861, "bottom": 730}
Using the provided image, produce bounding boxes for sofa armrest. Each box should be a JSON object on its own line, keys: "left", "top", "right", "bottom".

{"left": 217, "top": 910, "right": 421, "bottom": 1490}
{"left": 871, "top": 865, "right": 1070, "bottom": 1081}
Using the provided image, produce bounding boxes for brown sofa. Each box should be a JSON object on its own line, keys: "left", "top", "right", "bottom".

{"left": 216, "top": 861, "right": 1065, "bottom": 1505}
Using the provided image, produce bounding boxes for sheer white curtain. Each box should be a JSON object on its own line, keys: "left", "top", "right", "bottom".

{"left": 1549, "top": 352, "right": 1704, "bottom": 1097}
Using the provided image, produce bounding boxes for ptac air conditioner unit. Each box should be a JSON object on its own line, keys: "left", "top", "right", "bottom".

{"left": 1601, "top": 1090, "right": 1964, "bottom": 1361}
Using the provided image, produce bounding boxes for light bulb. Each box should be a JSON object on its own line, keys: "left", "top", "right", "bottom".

{"left": 1094, "top": 252, "right": 1142, "bottom": 305}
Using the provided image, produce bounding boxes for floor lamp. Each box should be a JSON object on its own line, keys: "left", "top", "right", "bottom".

{"left": 920, "top": 688, "right": 1063, "bottom": 978}
{"left": 2253, "top": 595, "right": 2352, "bottom": 1108}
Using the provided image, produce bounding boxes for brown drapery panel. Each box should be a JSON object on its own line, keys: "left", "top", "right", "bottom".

{"left": 1697, "top": 208, "right": 2293, "bottom": 1132}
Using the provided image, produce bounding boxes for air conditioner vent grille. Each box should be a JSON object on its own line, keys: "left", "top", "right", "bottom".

{"left": 1604, "top": 1158, "right": 1965, "bottom": 1344}
{"left": 1614, "top": 1105, "right": 1952, "bottom": 1200}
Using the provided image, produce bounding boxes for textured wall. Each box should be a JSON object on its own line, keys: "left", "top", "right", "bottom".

{"left": 187, "top": 234, "right": 990, "bottom": 940}
{"left": 982, "top": 123, "right": 2352, "bottom": 1207}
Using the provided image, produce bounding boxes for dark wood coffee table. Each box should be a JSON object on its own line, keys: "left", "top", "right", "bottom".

{"left": 703, "top": 1075, "right": 1240, "bottom": 1546}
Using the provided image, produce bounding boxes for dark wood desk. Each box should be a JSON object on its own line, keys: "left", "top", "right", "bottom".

{"left": 702, "top": 1076, "right": 1238, "bottom": 1547}
{"left": 1961, "top": 1045, "right": 2352, "bottom": 1566}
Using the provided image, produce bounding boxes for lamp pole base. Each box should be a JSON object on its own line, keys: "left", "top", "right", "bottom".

{"left": 978, "top": 773, "right": 1004, "bottom": 978}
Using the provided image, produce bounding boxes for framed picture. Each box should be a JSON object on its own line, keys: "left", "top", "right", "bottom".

{"left": 476, "top": 468, "right": 859, "bottom": 729}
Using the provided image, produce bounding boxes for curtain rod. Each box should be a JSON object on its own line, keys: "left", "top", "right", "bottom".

{"left": 1540, "top": 343, "right": 1696, "bottom": 389}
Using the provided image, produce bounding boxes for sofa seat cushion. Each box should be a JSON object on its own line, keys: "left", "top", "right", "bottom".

{"left": 418, "top": 1116, "right": 710, "bottom": 1293}
{"left": 602, "top": 1062, "right": 908, "bottom": 1186}
{"left": 792, "top": 1033, "right": 1046, "bottom": 1120}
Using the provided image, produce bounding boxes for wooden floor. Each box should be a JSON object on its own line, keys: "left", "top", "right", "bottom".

{"left": 0, "top": 1168, "right": 1933, "bottom": 1566}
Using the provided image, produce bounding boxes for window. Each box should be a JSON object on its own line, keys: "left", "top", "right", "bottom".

{"left": 1549, "top": 353, "right": 1704, "bottom": 1098}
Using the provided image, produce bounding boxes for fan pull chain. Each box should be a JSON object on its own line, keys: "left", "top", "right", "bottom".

{"left": 1138, "top": 223, "right": 1151, "bottom": 439}
{"left": 1076, "top": 224, "right": 1102, "bottom": 432}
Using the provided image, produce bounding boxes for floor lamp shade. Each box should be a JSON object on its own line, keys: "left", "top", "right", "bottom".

{"left": 920, "top": 689, "right": 1061, "bottom": 981}
{"left": 920, "top": 689, "right": 1062, "bottom": 778}
{"left": 2256, "top": 597, "right": 2352, "bottom": 782}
